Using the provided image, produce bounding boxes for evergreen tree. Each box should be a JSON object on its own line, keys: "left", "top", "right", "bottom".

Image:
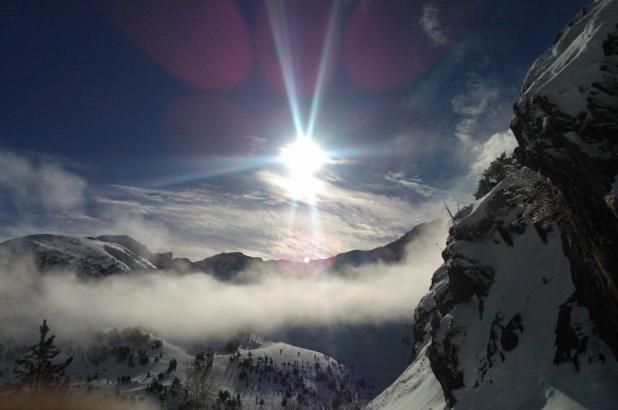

{"left": 166, "top": 357, "right": 178, "bottom": 374}
{"left": 169, "top": 377, "right": 183, "bottom": 397}
{"left": 474, "top": 152, "right": 517, "bottom": 199}
{"left": 13, "top": 319, "right": 73, "bottom": 392}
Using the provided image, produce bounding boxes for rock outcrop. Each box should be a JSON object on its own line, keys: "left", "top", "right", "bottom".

{"left": 369, "top": 1, "right": 618, "bottom": 408}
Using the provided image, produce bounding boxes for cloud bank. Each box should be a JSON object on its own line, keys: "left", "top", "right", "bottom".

{"left": 0, "top": 150, "right": 86, "bottom": 212}
{"left": 0, "top": 220, "right": 447, "bottom": 341}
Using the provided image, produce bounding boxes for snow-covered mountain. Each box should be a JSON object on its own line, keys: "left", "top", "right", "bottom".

{"left": 0, "top": 221, "right": 444, "bottom": 404}
{"left": 0, "top": 234, "right": 158, "bottom": 277}
{"left": 369, "top": 1, "right": 618, "bottom": 409}
{"left": 0, "top": 220, "right": 442, "bottom": 281}
{"left": 0, "top": 327, "right": 370, "bottom": 409}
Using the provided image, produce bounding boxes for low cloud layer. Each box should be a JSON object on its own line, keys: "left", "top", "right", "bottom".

{"left": 0, "top": 220, "right": 446, "bottom": 342}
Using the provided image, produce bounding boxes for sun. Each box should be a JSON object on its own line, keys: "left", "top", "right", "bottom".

{"left": 279, "top": 135, "right": 328, "bottom": 199}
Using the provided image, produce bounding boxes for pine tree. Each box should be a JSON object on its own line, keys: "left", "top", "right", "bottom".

{"left": 166, "top": 357, "right": 178, "bottom": 374}
{"left": 473, "top": 152, "right": 517, "bottom": 199}
{"left": 13, "top": 319, "right": 73, "bottom": 392}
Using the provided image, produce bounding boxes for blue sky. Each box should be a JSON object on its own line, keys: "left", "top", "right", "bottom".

{"left": 0, "top": 0, "right": 588, "bottom": 260}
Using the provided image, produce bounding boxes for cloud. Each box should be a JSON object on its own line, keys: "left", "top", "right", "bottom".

{"left": 87, "top": 169, "right": 446, "bottom": 262}
{"left": 451, "top": 75, "right": 517, "bottom": 172}
{"left": 438, "top": 74, "right": 518, "bottom": 201}
{"left": 452, "top": 75, "right": 502, "bottom": 142}
{"left": 0, "top": 219, "right": 447, "bottom": 341}
{"left": 0, "top": 149, "right": 86, "bottom": 212}
{"left": 0, "top": 85, "right": 511, "bottom": 263}
{"left": 0, "top": 148, "right": 448, "bottom": 262}
{"left": 420, "top": 3, "right": 448, "bottom": 46}
{"left": 468, "top": 129, "right": 518, "bottom": 177}
{"left": 385, "top": 172, "right": 439, "bottom": 198}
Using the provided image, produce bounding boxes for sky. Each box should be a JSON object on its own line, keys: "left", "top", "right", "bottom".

{"left": 0, "top": 0, "right": 588, "bottom": 261}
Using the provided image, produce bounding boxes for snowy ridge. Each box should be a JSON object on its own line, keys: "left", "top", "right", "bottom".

{"left": 0, "top": 234, "right": 156, "bottom": 277}
{"left": 521, "top": 0, "right": 618, "bottom": 118}
{"left": 0, "top": 328, "right": 369, "bottom": 409}
{"left": 512, "top": 0, "right": 618, "bottom": 355}
{"left": 370, "top": 2, "right": 618, "bottom": 407}
{"left": 369, "top": 168, "right": 618, "bottom": 409}
{"left": 0, "top": 220, "right": 443, "bottom": 281}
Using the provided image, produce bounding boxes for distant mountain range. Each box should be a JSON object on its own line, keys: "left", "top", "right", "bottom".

{"left": 0, "top": 219, "right": 445, "bottom": 400}
{"left": 0, "top": 219, "right": 443, "bottom": 281}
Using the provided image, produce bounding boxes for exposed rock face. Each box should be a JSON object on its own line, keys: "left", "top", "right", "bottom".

{"left": 369, "top": 2, "right": 618, "bottom": 409}
{"left": 193, "top": 252, "right": 265, "bottom": 281}
{"left": 511, "top": 0, "right": 618, "bottom": 356}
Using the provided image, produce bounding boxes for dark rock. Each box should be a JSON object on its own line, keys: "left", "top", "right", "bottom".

{"left": 501, "top": 314, "right": 523, "bottom": 352}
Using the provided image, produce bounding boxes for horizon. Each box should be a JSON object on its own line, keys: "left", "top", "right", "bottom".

{"left": 1, "top": 1, "right": 617, "bottom": 409}
{"left": 0, "top": 0, "right": 588, "bottom": 261}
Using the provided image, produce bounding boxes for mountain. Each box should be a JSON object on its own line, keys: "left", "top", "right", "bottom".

{"left": 0, "top": 327, "right": 371, "bottom": 409}
{"left": 312, "top": 220, "right": 444, "bottom": 272}
{"left": 0, "top": 220, "right": 443, "bottom": 281}
{"left": 369, "top": 1, "right": 618, "bottom": 409}
{"left": 0, "top": 220, "right": 444, "bottom": 399}
{"left": 0, "top": 234, "right": 157, "bottom": 277}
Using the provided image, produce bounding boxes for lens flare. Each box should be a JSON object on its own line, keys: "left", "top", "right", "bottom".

{"left": 280, "top": 136, "right": 328, "bottom": 178}
{"left": 279, "top": 135, "right": 328, "bottom": 200}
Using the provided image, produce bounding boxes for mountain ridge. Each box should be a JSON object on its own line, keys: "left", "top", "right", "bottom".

{"left": 0, "top": 219, "right": 444, "bottom": 281}
{"left": 369, "top": 1, "right": 618, "bottom": 408}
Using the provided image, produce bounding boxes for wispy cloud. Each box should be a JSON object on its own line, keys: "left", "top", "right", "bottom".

{"left": 0, "top": 149, "right": 443, "bottom": 261}
{"left": 420, "top": 2, "right": 448, "bottom": 46}
{"left": 0, "top": 73, "right": 515, "bottom": 263}
{"left": 0, "top": 149, "right": 86, "bottom": 212}
{"left": 442, "top": 74, "right": 518, "bottom": 200}
{"left": 452, "top": 75, "right": 502, "bottom": 142}
{"left": 467, "top": 129, "right": 517, "bottom": 177}
{"left": 385, "top": 171, "right": 439, "bottom": 198}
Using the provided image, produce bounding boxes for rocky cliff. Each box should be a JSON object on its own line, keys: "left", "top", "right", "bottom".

{"left": 369, "top": 1, "right": 618, "bottom": 408}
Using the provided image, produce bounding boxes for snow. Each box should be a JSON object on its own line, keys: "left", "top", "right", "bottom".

{"left": 0, "top": 330, "right": 368, "bottom": 409}
{"left": 366, "top": 345, "right": 445, "bottom": 410}
{"left": 368, "top": 4, "right": 618, "bottom": 406}
{"left": 208, "top": 341, "right": 366, "bottom": 409}
{"left": 368, "top": 166, "right": 618, "bottom": 409}
{"left": 521, "top": 0, "right": 618, "bottom": 117}
{"left": 450, "top": 225, "right": 615, "bottom": 409}
{"left": 0, "top": 234, "right": 156, "bottom": 276}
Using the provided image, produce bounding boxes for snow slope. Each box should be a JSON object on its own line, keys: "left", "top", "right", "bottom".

{"left": 370, "top": 2, "right": 618, "bottom": 407}
{"left": 0, "top": 221, "right": 445, "bottom": 397}
{"left": 0, "top": 234, "right": 156, "bottom": 277}
{"left": 0, "top": 328, "right": 369, "bottom": 409}
{"left": 369, "top": 167, "right": 618, "bottom": 409}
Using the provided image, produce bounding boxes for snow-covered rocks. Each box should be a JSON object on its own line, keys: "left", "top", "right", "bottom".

{"left": 512, "top": 0, "right": 618, "bottom": 356}
{"left": 0, "top": 234, "right": 156, "bottom": 277}
{"left": 370, "top": 166, "right": 618, "bottom": 409}
{"left": 371, "top": 2, "right": 618, "bottom": 407}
